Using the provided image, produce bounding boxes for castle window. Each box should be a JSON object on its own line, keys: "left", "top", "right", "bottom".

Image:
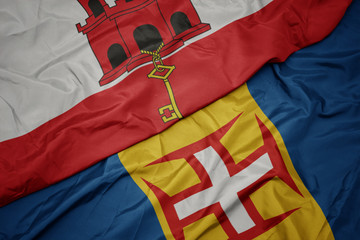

{"left": 171, "top": 12, "right": 192, "bottom": 36}
{"left": 108, "top": 44, "right": 127, "bottom": 69}
{"left": 133, "top": 24, "right": 163, "bottom": 52}
{"left": 88, "top": 0, "right": 105, "bottom": 18}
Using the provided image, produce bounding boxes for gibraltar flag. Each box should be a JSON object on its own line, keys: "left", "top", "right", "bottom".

{"left": 0, "top": 0, "right": 359, "bottom": 239}
{"left": 0, "top": 0, "right": 352, "bottom": 207}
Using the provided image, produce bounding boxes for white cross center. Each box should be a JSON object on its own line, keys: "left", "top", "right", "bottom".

{"left": 174, "top": 146, "right": 273, "bottom": 234}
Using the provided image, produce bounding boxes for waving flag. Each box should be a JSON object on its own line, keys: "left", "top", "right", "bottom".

{"left": 0, "top": 0, "right": 352, "bottom": 206}
{"left": 1, "top": 0, "right": 359, "bottom": 239}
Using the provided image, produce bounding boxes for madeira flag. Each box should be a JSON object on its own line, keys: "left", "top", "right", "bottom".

{"left": 0, "top": 0, "right": 353, "bottom": 207}
{"left": 0, "top": 0, "right": 359, "bottom": 239}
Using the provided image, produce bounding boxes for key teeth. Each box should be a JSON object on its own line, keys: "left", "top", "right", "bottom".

{"left": 159, "top": 104, "right": 178, "bottom": 123}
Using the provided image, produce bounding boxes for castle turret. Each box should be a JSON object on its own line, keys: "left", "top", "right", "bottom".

{"left": 76, "top": 0, "right": 210, "bottom": 86}
{"left": 157, "top": 0, "right": 210, "bottom": 41}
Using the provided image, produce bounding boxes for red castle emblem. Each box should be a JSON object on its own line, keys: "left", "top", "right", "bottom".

{"left": 76, "top": 0, "right": 211, "bottom": 86}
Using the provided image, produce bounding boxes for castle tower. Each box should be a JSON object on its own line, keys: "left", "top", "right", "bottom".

{"left": 106, "top": 0, "right": 183, "bottom": 73}
{"left": 156, "top": 0, "right": 210, "bottom": 41}
{"left": 76, "top": 0, "right": 131, "bottom": 85}
{"left": 76, "top": 0, "right": 210, "bottom": 86}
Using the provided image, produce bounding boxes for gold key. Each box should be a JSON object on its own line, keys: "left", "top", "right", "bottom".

{"left": 141, "top": 43, "right": 183, "bottom": 123}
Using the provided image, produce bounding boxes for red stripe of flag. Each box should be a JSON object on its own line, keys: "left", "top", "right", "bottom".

{"left": 0, "top": 0, "right": 351, "bottom": 206}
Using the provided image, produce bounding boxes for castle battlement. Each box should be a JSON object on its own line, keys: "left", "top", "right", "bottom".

{"left": 76, "top": 0, "right": 211, "bottom": 86}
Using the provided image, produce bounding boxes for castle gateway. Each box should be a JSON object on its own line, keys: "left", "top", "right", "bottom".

{"left": 76, "top": 0, "right": 211, "bottom": 85}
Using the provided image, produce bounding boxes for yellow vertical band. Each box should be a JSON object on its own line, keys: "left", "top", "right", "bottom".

{"left": 118, "top": 83, "right": 334, "bottom": 240}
